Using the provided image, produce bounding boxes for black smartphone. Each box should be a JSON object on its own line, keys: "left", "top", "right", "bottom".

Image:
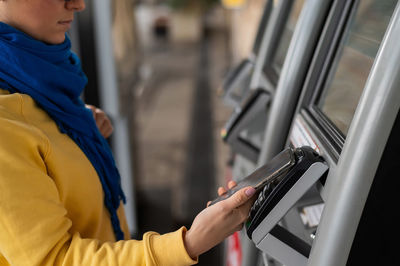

{"left": 209, "top": 148, "right": 296, "bottom": 206}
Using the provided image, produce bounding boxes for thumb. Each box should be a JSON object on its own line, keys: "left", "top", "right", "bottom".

{"left": 225, "top": 186, "right": 256, "bottom": 209}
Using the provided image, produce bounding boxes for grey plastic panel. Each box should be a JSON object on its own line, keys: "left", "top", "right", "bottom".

{"left": 258, "top": 231, "right": 308, "bottom": 266}
{"left": 252, "top": 162, "right": 328, "bottom": 244}
{"left": 222, "top": 55, "right": 256, "bottom": 107}
{"left": 282, "top": 188, "right": 323, "bottom": 245}
{"left": 224, "top": 90, "right": 271, "bottom": 162}
{"left": 308, "top": 2, "right": 400, "bottom": 266}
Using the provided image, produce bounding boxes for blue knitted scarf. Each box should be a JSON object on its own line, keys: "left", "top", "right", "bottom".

{"left": 0, "top": 22, "right": 126, "bottom": 240}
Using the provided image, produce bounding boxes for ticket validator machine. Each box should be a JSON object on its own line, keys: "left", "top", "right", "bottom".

{"left": 219, "top": 0, "right": 277, "bottom": 165}
{"left": 242, "top": 0, "right": 400, "bottom": 265}
{"left": 222, "top": 89, "right": 271, "bottom": 163}
{"left": 221, "top": 0, "right": 274, "bottom": 108}
{"left": 221, "top": 0, "right": 320, "bottom": 165}
{"left": 222, "top": 0, "right": 333, "bottom": 264}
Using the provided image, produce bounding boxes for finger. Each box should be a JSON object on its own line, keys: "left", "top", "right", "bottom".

{"left": 228, "top": 180, "right": 237, "bottom": 189}
{"left": 102, "top": 125, "right": 114, "bottom": 138}
{"left": 99, "top": 118, "right": 111, "bottom": 133}
{"left": 100, "top": 125, "right": 113, "bottom": 138}
{"left": 95, "top": 114, "right": 106, "bottom": 130}
{"left": 218, "top": 187, "right": 227, "bottom": 196}
{"left": 98, "top": 121, "right": 109, "bottom": 135}
{"left": 86, "top": 104, "right": 95, "bottom": 111}
{"left": 236, "top": 199, "right": 256, "bottom": 222}
{"left": 94, "top": 109, "right": 106, "bottom": 117}
{"left": 224, "top": 186, "right": 256, "bottom": 209}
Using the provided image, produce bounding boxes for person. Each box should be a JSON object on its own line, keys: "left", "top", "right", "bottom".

{"left": 0, "top": 0, "right": 256, "bottom": 265}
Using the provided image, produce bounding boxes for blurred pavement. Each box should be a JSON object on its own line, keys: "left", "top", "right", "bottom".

{"left": 134, "top": 24, "right": 233, "bottom": 265}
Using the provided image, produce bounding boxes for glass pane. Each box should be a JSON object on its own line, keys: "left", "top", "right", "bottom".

{"left": 271, "top": 0, "right": 305, "bottom": 74}
{"left": 318, "top": 0, "right": 397, "bottom": 136}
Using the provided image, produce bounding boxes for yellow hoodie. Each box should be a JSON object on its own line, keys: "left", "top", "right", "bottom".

{"left": 0, "top": 89, "right": 197, "bottom": 266}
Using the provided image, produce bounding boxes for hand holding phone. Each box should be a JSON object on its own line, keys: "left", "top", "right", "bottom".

{"left": 185, "top": 186, "right": 256, "bottom": 258}
{"left": 209, "top": 148, "right": 296, "bottom": 206}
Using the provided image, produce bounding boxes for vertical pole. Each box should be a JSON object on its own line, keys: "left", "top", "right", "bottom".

{"left": 92, "top": 0, "right": 138, "bottom": 236}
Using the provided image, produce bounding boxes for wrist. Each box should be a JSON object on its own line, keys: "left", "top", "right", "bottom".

{"left": 183, "top": 229, "right": 198, "bottom": 259}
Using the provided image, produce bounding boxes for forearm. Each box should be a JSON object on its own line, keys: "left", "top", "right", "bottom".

{"left": 0, "top": 224, "right": 196, "bottom": 266}
{"left": 60, "top": 228, "right": 196, "bottom": 266}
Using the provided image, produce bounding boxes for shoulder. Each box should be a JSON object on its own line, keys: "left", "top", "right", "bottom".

{"left": 0, "top": 89, "right": 24, "bottom": 119}
{"left": 0, "top": 89, "right": 50, "bottom": 160}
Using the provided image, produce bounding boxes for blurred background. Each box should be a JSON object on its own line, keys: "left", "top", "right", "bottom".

{"left": 69, "top": 0, "right": 267, "bottom": 265}
{"left": 67, "top": 1, "right": 400, "bottom": 265}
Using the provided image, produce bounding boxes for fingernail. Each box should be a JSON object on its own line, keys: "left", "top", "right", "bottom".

{"left": 245, "top": 187, "right": 256, "bottom": 197}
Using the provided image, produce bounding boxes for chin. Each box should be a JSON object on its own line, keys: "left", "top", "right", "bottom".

{"left": 44, "top": 35, "right": 66, "bottom": 45}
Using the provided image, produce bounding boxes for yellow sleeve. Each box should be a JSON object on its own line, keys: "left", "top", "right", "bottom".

{"left": 0, "top": 113, "right": 197, "bottom": 266}
{"left": 62, "top": 228, "right": 197, "bottom": 266}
